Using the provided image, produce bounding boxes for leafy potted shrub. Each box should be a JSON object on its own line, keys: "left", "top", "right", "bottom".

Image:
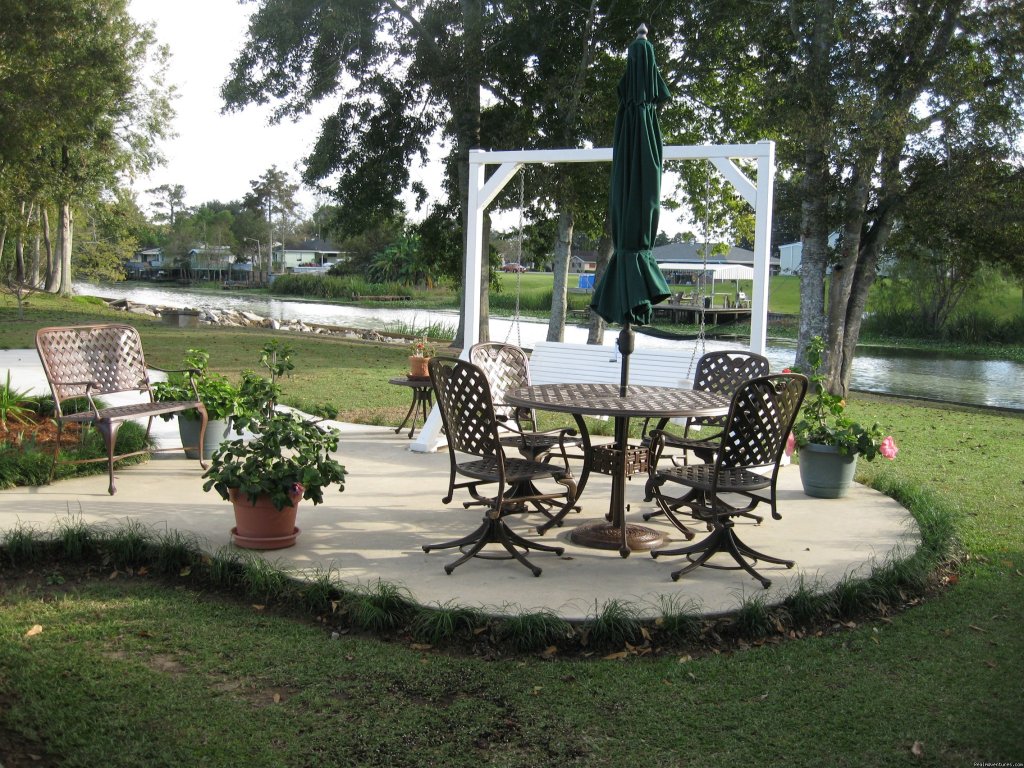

{"left": 789, "top": 336, "right": 898, "bottom": 498}
{"left": 202, "top": 341, "right": 347, "bottom": 549}
{"left": 408, "top": 336, "right": 436, "bottom": 379}
{"left": 153, "top": 349, "right": 246, "bottom": 460}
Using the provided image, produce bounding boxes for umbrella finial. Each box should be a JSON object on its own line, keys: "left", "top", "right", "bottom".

{"left": 636, "top": 23, "right": 648, "bottom": 39}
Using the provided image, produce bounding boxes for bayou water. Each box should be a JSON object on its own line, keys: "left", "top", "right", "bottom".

{"left": 76, "top": 282, "right": 1024, "bottom": 411}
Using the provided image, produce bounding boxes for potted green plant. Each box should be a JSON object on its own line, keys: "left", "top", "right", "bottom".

{"left": 153, "top": 349, "right": 246, "bottom": 460}
{"left": 789, "top": 336, "right": 898, "bottom": 498}
{"left": 202, "top": 341, "right": 347, "bottom": 549}
{"left": 407, "top": 335, "right": 436, "bottom": 379}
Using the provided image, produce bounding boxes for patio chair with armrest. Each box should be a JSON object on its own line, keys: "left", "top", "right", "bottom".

{"left": 641, "top": 350, "right": 770, "bottom": 521}
{"left": 648, "top": 373, "right": 807, "bottom": 588}
{"left": 469, "top": 342, "right": 584, "bottom": 522}
{"left": 423, "top": 356, "right": 578, "bottom": 576}
{"left": 35, "top": 324, "right": 209, "bottom": 495}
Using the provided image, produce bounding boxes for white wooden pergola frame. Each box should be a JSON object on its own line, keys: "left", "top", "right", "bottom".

{"left": 410, "top": 140, "right": 776, "bottom": 452}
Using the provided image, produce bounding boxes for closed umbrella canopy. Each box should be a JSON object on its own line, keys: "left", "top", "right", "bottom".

{"left": 591, "top": 27, "right": 671, "bottom": 328}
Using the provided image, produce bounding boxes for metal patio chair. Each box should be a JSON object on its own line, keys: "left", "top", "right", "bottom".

{"left": 423, "top": 356, "right": 577, "bottom": 576}
{"left": 648, "top": 373, "right": 807, "bottom": 588}
{"left": 469, "top": 342, "right": 584, "bottom": 522}
{"left": 642, "top": 349, "right": 770, "bottom": 521}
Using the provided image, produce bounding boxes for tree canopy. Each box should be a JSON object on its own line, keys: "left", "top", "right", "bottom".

{"left": 0, "top": 0, "right": 173, "bottom": 293}
{"left": 665, "top": 0, "right": 1024, "bottom": 390}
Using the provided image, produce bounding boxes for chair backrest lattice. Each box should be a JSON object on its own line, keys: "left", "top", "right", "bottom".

{"left": 717, "top": 374, "right": 807, "bottom": 472}
{"left": 429, "top": 356, "right": 503, "bottom": 460}
{"left": 36, "top": 324, "right": 151, "bottom": 414}
{"left": 468, "top": 342, "right": 535, "bottom": 428}
{"left": 691, "top": 350, "right": 771, "bottom": 428}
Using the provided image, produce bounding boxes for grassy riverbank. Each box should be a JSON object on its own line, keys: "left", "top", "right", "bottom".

{"left": 0, "top": 294, "right": 1022, "bottom": 765}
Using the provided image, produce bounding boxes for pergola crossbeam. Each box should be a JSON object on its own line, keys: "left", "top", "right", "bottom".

{"left": 411, "top": 141, "right": 775, "bottom": 453}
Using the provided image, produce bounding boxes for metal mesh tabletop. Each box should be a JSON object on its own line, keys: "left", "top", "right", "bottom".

{"left": 506, "top": 383, "right": 729, "bottom": 419}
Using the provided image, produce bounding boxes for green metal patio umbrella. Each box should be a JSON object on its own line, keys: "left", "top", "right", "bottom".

{"left": 591, "top": 23, "right": 672, "bottom": 393}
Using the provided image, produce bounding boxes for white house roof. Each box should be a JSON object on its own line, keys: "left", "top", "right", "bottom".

{"left": 657, "top": 263, "right": 754, "bottom": 280}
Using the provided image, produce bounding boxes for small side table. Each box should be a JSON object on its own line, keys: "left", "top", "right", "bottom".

{"left": 388, "top": 377, "right": 434, "bottom": 439}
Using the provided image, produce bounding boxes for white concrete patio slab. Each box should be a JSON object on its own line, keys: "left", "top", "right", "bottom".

{"left": 0, "top": 349, "right": 918, "bottom": 620}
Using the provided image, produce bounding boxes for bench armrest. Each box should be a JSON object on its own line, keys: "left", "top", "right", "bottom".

{"left": 57, "top": 380, "right": 104, "bottom": 419}
{"left": 148, "top": 366, "right": 203, "bottom": 401}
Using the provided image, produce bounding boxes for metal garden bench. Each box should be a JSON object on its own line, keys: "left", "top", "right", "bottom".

{"left": 35, "top": 324, "right": 208, "bottom": 495}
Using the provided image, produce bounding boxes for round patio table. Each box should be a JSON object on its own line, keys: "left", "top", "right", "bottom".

{"left": 506, "top": 383, "right": 729, "bottom": 557}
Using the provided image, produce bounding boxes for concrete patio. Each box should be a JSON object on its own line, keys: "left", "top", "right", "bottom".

{"left": 0, "top": 349, "right": 918, "bottom": 621}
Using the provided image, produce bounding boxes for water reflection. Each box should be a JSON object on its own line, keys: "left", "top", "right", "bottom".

{"left": 76, "top": 282, "right": 1023, "bottom": 411}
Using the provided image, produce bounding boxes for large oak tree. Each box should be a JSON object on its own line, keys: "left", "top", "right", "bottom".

{"left": 666, "top": 0, "right": 1024, "bottom": 391}
{"left": 0, "top": 0, "right": 172, "bottom": 294}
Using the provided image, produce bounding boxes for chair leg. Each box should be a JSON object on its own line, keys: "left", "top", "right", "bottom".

{"left": 647, "top": 478, "right": 698, "bottom": 539}
{"left": 95, "top": 419, "right": 121, "bottom": 496}
{"left": 422, "top": 519, "right": 490, "bottom": 553}
{"left": 493, "top": 523, "right": 545, "bottom": 577}
{"left": 196, "top": 405, "right": 209, "bottom": 469}
{"left": 534, "top": 477, "right": 581, "bottom": 535}
{"left": 49, "top": 421, "right": 66, "bottom": 484}
{"left": 424, "top": 514, "right": 563, "bottom": 577}
{"left": 651, "top": 521, "right": 793, "bottom": 589}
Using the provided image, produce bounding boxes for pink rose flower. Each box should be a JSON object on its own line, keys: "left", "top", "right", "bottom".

{"left": 880, "top": 436, "right": 898, "bottom": 460}
{"left": 785, "top": 432, "right": 797, "bottom": 456}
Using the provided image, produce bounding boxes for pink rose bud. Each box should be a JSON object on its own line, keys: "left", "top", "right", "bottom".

{"left": 785, "top": 432, "right": 797, "bottom": 456}
{"left": 880, "top": 436, "right": 898, "bottom": 460}
{"left": 782, "top": 367, "right": 792, "bottom": 373}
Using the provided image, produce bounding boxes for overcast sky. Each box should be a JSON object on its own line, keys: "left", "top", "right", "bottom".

{"left": 129, "top": 0, "right": 332, "bottom": 217}
{"left": 128, "top": 1, "right": 690, "bottom": 235}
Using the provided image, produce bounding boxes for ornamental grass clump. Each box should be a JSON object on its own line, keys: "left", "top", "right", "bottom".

{"left": 790, "top": 336, "right": 898, "bottom": 460}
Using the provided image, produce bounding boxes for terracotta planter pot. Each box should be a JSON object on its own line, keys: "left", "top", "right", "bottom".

{"left": 408, "top": 355, "right": 431, "bottom": 379}
{"left": 798, "top": 443, "right": 858, "bottom": 498}
{"left": 228, "top": 487, "right": 303, "bottom": 549}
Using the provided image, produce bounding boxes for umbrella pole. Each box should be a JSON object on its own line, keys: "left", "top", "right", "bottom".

{"left": 617, "top": 323, "right": 634, "bottom": 396}
{"left": 614, "top": 323, "right": 635, "bottom": 554}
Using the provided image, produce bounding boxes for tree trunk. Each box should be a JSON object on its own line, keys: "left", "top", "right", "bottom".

{"left": 546, "top": 206, "right": 574, "bottom": 342}
{"left": 587, "top": 215, "right": 613, "bottom": 344}
{"left": 792, "top": 0, "right": 835, "bottom": 373}
{"left": 834, "top": 155, "right": 901, "bottom": 392}
{"left": 14, "top": 201, "right": 29, "bottom": 283}
{"left": 56, "top": 200, "right": 73, "bottom": 296}
{"left": 29, "top": 203, "right": 42, "bottom": 287}
{"left": 42, "top": 207, "right": 57, "bottom": 292}
{"left": 796, "top": 144, "right": 830, "bottom": 371}
{"left": 823, "top": 168, "right": 869, "bottom": 393}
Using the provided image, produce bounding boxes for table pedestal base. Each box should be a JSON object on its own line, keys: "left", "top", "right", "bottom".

{"left": 569, "top": 522, "right": 667, "bottom": 553}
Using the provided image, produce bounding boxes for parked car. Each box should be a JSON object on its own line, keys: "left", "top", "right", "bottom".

{"left": 502, "top": 263, "right": 527, "bottom": 272}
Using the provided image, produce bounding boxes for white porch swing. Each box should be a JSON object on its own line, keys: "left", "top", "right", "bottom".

{"left": 410, "top": 141, "right": 776, "bottom": 453}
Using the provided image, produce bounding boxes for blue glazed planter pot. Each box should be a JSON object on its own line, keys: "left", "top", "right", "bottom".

{"left": 178, "top": 416, "right": 233, "bottom": 461}
{"left": 798, "top": 442, "right": 858, "bottom": 498}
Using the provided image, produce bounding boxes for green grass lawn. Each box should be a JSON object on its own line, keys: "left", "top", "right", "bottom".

{"left": 0, "top": 295, "right": 1022, "bottom": 766}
